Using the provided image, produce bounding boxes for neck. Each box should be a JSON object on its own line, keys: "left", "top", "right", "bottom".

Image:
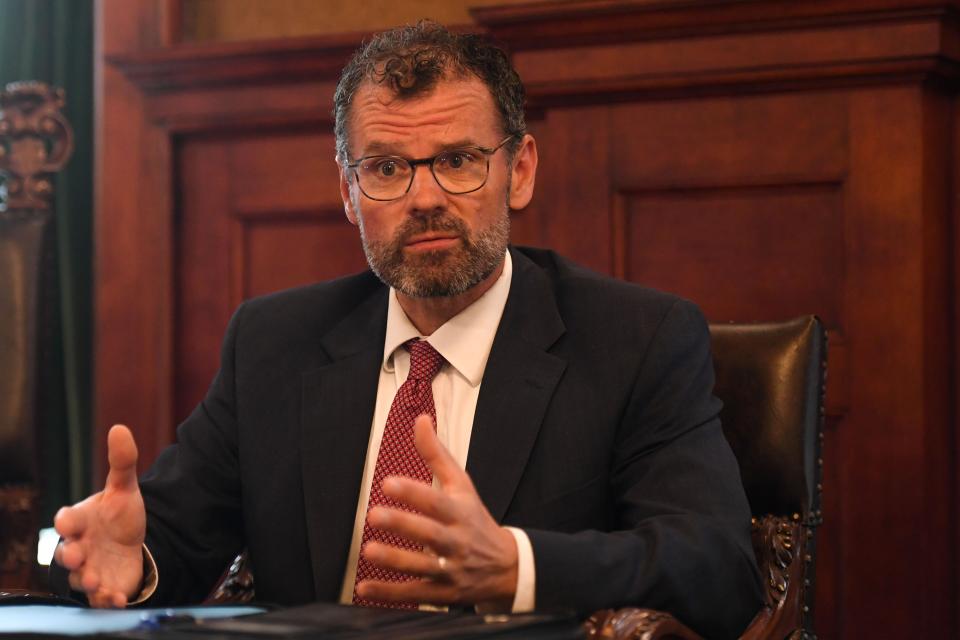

{"left": 396, "top": 257, "right": 505, "bottom": 335}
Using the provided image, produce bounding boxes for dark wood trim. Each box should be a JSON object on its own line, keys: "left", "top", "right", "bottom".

{"left": 106, "top": 34, "right": 361, "bottom": 92}
{"left": 954, "top": 77, "right": 960, "bottom": 639}
{"left": 94, "top": 0, "right": 175, "bottom": 484}
{"left": 105, "top": 5, "right": 960, "bottom": 106}
{"left": 162, "top": 112, "right": 331, "bottom": 136}
{"left": 472, "top": 0, "right": 960, "bottom": 50}
{"left": 525, "top": 57, "right": 960, "bottom": 109}
{"left": 107, "top": 22, "right": 485, "bottom": 93}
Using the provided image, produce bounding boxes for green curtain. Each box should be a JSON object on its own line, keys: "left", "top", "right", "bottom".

{"left": 0, "top": 0, "right": 94, "bottom": 523}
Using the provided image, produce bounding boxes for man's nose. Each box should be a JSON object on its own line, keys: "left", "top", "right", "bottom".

{"left": 406, "top": 164, "right": 447, "bottom": 212}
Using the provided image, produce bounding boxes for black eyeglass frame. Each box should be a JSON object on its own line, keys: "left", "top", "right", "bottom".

{"left": 346, "top": 136, "right": 515, "bottom": 202}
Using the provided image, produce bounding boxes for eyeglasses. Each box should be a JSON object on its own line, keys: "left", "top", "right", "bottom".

{"left": 346, "top": 136, "right": 513, "bottom": 201}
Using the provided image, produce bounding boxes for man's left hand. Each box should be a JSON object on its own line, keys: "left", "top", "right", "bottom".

{"left": 354, "top": 414, "right": 519, "bottom": 610}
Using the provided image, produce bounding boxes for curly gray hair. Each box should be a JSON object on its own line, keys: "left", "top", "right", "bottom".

{"left": 333, "top": 21, "right": 526, "bottom": 164}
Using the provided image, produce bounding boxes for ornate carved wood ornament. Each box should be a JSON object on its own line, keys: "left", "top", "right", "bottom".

{"left": 0, "top": 81, "right": 74, "bottom": 213}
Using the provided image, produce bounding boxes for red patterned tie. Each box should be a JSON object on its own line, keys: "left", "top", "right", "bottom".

{"left": 353, "top": 339, "right": 445, "bottom": 608}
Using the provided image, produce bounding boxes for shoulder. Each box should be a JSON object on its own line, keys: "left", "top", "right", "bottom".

{"left": 511, "top": 245, "right": 705, "bottom": 340}
{"left": 230, "top": 269, "right": 385, "bottom": 339}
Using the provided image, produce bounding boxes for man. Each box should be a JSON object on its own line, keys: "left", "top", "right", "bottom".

{"left": 53, "top": 21, "right": 762, "bottom": 638}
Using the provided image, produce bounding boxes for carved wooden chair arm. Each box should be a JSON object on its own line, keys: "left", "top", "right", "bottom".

{"left": 205, "top": 552, "right": 255, "bottom": 604}
{"left": 584, "top": 607, "right": 703, "bottom": 640}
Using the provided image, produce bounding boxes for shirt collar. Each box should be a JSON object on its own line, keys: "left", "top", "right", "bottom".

{"left": 382, "top": 250, "right": 513, "bottom": 387}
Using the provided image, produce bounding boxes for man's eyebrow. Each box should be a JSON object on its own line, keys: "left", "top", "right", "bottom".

{"left": 361, "top": 141, "right": 404, "bottom": 156}
{"left": 358, "top": 139, "right": 485, "bottom": 157}
{"left": 438, "top": 138, "right": 483, "bottom": 150}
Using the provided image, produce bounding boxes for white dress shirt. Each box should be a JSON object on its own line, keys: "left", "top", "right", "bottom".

{"left": 337, "top": 251, "right": 536, "bottom": 612}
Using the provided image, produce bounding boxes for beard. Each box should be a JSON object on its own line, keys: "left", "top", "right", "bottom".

{"left": 357, "top": 205, "right": 510, "bottom": 298}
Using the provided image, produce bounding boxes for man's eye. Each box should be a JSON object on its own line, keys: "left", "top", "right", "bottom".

{"left": 375, "top": 160, "right": 398, "bottom": 177}
{"left": 439, "top": 151, "right": 477, "bottom": 170}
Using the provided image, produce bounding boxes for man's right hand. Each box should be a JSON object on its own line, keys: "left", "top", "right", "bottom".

{"left": 53, "top": 424, "right": 147, "bottom": 608}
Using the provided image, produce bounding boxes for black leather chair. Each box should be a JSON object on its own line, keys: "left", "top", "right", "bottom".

{"left": 0, "top": 81, "right": 74, "bottom": 590}
{"left": 587, "top": 316, "right": 827, "bottom": 640}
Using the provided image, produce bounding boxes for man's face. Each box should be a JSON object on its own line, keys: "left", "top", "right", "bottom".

{"left": 338, "top": 76, "right": 532, "bottom": 298}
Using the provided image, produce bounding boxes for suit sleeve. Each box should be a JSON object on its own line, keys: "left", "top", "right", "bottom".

{"left": 524, "top": 299, "right": 763, "bottom": 640}
{"left": 135, "top": 303, "right": 248, "bottom": 605}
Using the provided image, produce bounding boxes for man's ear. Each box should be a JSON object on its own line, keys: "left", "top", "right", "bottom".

{"left": 338, "top": 163, "right": 359, "bottom": 226}
{"left": 508, "top": 134, "right": 538, "bottom": 211}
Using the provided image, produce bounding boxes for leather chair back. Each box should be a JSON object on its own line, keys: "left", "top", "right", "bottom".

{"left": 711, "top": 316, "right": 826, "bottom": 640}
{"left": 711, "top": 316, "right": 825, "bottom": 522}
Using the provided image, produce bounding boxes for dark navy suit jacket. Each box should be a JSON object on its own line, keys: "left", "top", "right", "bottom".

{"left": 71, "top": 247, "right": 763, "bottom": 638}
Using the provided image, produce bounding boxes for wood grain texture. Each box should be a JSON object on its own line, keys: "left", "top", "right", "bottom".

{"left": 94, "top": 1, "right": 959, "bottom": 636}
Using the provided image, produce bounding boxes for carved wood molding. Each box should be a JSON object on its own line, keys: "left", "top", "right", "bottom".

{"left": 472, "top": 0, "right": 960, "bottom": 50}
{"left": 106, "top": 1, "right": 960, "bottom": 119}
{"left": 0, "top": 82, "right": 74, "bottom": 213}
{"left": 585, "top": 607, "right": 703, "bottom": 640}
{"left": 739, "top": 515, "right": 817, "bottom": 640}
{"left": 522, "top": 57, "right": 960, "bottom": 111}
{"left": 0, "top": 485, "right": 38, "bottom": 574}
{"left": 108, "top": 34, "right": 361, "bottom": 92}
{"left": 107, "top": 24, "right": 483, "bottom": 93}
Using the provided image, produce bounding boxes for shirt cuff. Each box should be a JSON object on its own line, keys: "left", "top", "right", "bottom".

{"left": 505, "top": 526, "right": 535, "bottom": 613}
{"left": 127, "top": 544, "right": 158, "bottom": 606}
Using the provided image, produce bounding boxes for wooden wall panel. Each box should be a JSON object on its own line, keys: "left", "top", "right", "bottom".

{"left": 95, "top": 0, "right": 177, "bottom": 477}
{"left": 96, "top": 1, "right": 959, "bottom": 637}
{"left": 522, "top": 107, "right": 614, "bottom": 272}
{"left": 226, "top": 134, "right": 341, "bottom": 212}
{"left": 175, "top": 131, "right": 367, "bottom": 423}
{"left": 838, "top": 85, "right": 950, "bottom": 633}
{"left": 618, "top": 184, "right": 844, "bottom": 321}
{"left": 953, "top": 90, "right": 960, "bottom": 640}
{"left": 175, "top": 140, "right": 232, "bottom": 427}
{"left": 239, "top": 214, "right": 363, "bottom": 297}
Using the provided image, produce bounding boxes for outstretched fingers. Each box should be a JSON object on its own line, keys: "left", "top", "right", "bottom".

{"left": 54, "top": 505, "right": 88, "bottom": 540}
{"left": 54, "top": 539, "right": 87, "bottom": 570}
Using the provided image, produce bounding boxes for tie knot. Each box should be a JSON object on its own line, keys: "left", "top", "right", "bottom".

{"left": 405, "top": 339, "right": 444, "bottom": 382}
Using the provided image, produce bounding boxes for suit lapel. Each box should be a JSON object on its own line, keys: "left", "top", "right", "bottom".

{"left": 466, "top": 249, "right": 567, "bottom": 522}
{"left": 300, "top": 286, "right": 387, "bottom": 601}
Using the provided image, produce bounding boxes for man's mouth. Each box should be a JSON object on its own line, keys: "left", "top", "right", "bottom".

{"left": 404, "top": 234, "right": 460, "bottom": 251}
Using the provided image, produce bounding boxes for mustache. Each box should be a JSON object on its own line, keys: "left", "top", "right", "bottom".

{"left": 395, "top": 213, "right": 469, "bottom": 243}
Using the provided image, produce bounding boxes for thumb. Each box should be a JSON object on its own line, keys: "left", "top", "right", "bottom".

{"left": 413, "top": 415, "right": 460, "bottom": 488}
{"left": 105, "top": 424, "right": 139, "bottom": 492}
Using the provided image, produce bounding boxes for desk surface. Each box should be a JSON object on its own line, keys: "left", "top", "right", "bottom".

{"left": 0, "top": 602, "right": 586, "bottom": 639}
{"left": 0, "top": 604, "right": 264, "bottom": 636}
